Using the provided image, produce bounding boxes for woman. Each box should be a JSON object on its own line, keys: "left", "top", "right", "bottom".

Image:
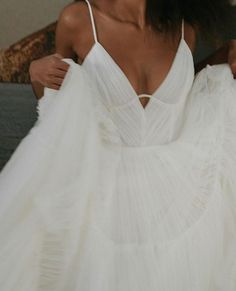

{"left": 29, "top": 0, "right": 236, "bottom": 99}
{"left": 0, "top": 1, "right": 236, "bottom": 291}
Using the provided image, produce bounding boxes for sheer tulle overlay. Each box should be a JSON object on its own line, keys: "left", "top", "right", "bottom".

{"left": 0, "top": 59, "right": 236, "bottom": 291}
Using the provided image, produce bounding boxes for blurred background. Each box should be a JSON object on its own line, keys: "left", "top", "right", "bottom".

{"left": 0, "top": 0, "right": 70, "bottom": 49}
{"left": 0, "top": 0, "right": 235, "bottom": 170}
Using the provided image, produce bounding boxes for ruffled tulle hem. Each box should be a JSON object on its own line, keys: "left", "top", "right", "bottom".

{"left": 0, "top": 62, "right": 236, "bottom": 290}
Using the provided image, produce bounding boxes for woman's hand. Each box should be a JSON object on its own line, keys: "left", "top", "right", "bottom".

{"left": 194, "top": 39, "right": 236, "bottom": 77}
{"left": 228, "top": 40, "right": 236, "bottom": 79}
{"left": 29, "top": 53, "right": 70, "bottom": 90}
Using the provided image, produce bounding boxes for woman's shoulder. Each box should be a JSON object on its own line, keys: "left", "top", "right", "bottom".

{"left": 57, "top": 1, "right": 90, "bottom": 32}
{"left": 55, "top": 1, "right": 93, "bottom": 60}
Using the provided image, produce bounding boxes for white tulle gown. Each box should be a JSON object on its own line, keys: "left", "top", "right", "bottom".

{"left": 1, "top": 1, "right": 236, "bottom": 290}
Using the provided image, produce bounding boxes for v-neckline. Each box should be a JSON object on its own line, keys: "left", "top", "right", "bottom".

{"left": 81, "top": 0, "right": 192, "bottom": 113}
{"left": 98, "top": 38, "right": 184, "bottom": 97}
{"left": 81, "top": 38, "right": 188, "bottom": 111}
{"left": 81, "top": 37, "right": 188, "bottom": 112}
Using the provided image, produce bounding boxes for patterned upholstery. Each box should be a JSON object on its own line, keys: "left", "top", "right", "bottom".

{"left": 0, "top": 22, "right": 56, "bottom": 83}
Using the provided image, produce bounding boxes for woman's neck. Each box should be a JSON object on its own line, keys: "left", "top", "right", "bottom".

{"left": 97, "top": 0, "right": 147, "bottom": 28}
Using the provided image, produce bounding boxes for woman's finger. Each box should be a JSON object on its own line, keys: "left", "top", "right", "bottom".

{"left": 50, "top": 69, "right": 67, "bottom": 78}
{"left": 230, "top": 62, "right": 236, "bottom": 79}
{"left": 51, "top": 77, "right": 64, "bottom": 85}
{"left": 56, "top": 60, "right": 70, "bottom": 72}
{"left": 49, "top": 83, "right": 61, "bottom": 90}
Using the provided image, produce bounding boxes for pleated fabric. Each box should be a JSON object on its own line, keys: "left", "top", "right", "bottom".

{"left": 0, "top": 52, "right": 236, "bottom": 290}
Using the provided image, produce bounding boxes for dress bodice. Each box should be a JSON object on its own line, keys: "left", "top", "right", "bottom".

{"left": 81, "top": 0, "right": 195, "bottom": 147}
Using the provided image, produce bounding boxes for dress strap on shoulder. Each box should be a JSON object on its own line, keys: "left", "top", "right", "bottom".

{"left": 181, "top": 18, "right": 185, "bottom": 40}
{"left": 85, "top": 0, "right": 98, "bottom": 43}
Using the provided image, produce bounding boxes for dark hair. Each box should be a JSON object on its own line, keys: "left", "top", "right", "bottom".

{"left": 146, "top": 0, "right": 235, "bottom": 45}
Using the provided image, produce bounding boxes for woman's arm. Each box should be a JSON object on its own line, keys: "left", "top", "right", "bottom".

{"left": 29, "top": 4, "right": 77, "bottom": 100}
{"left": 194, "top": 39, "right": 236, "bottom": 78}
{"left": 228, "top": 39, "right": 236, "bottom": 77}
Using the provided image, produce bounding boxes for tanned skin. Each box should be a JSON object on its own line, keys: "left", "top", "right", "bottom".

{"left": 29, "top": 0, "right": 236, "bottom": 107}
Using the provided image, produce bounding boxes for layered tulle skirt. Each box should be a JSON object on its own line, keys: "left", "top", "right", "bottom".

{"left": 0, "top": 61, "right": 236, "bottom": 290}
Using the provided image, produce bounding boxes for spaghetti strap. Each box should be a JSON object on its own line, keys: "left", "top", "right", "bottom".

{"left": 85, "top": 0, "right": 98, "bottom": 43}
{"left": 181, "top": 18, "right": 184, "bottom": 40}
